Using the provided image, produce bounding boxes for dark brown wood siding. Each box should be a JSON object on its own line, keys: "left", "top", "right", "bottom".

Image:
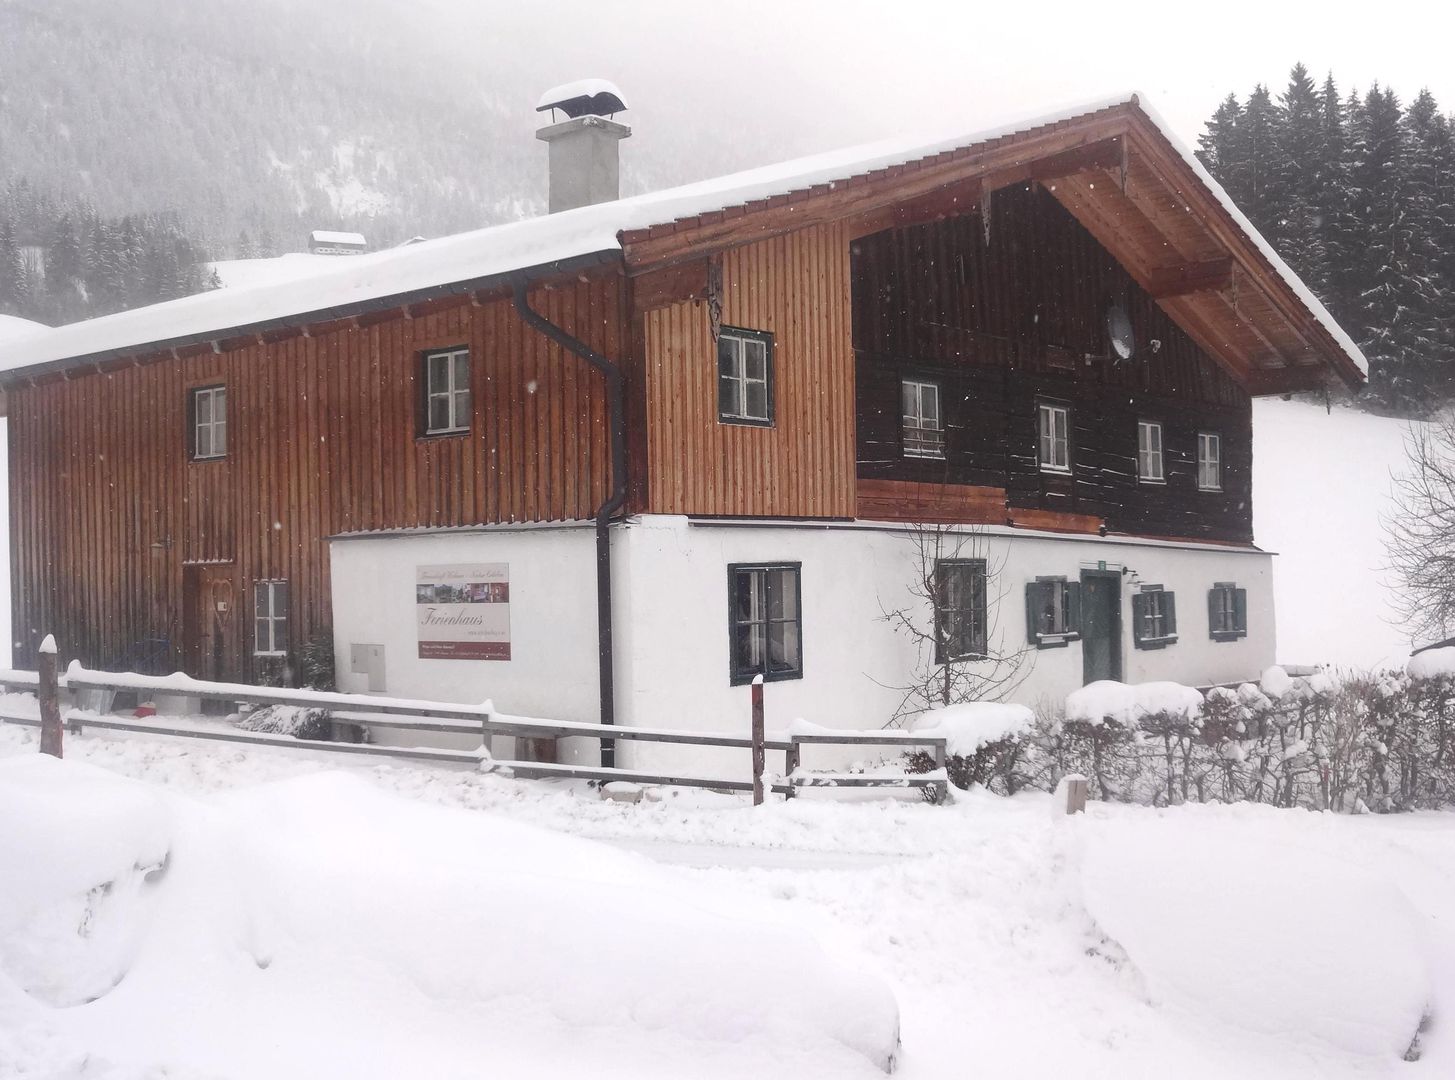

{"left": 8, "top": 273, "right": 621, "bottom": 677}
{"left": 852, "top": 182, "right": 1253, "bottom": 542}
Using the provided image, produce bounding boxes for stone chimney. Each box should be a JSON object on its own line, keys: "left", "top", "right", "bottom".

{"left": 535, "top": 79, "right": 631, "bottom": 213}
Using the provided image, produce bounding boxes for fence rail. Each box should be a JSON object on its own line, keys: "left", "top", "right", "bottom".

{"left": 1, "top": 658, "right": 946, "bottom": 804}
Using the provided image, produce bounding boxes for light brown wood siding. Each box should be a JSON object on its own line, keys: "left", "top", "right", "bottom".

{"left": 641, "top": 223, "right": 856, "bottom": 518}
{"left": 8, "top": 273, "right": 620, "bottom": 677}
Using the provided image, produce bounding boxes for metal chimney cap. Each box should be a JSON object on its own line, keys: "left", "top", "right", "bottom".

{"left": 536, "top": 78, "right": 628, "bottom": 119}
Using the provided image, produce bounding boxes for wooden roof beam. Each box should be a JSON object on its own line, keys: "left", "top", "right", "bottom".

{"left": 981, "top": 136, "right": 1126, "bottom": 193}
{"left": 1145, "top": 256, "right": 1233, "bottom": 299}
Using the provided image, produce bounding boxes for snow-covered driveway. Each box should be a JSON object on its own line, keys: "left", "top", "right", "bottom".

{"left": 3, "top": 721, "right": 1454, "bottom": 1078}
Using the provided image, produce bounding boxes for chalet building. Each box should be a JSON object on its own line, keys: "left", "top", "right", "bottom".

{"left": 0, "top": 87, "right": 1366, "bottom": 770}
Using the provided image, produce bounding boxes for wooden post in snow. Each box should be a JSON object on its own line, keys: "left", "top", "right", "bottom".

{"left": 751, "top": 675, "right": 765, "bottom": 806}
{"left": 1064, "top": 775, "right": 1088, "bottom": 815}
{"left": 38, "top": 634, "right": 62, "bottom": 759}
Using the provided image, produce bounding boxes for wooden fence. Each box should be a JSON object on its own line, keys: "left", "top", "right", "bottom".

{"left": 0, "top": 658, "right": 950, "bottom": 804}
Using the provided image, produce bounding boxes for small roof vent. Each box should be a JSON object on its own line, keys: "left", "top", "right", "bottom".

{"left": 536, "top": 78, "right": 628, "bottom": 121}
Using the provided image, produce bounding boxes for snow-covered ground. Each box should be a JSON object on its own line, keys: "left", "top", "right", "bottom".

{"left": 4, "top": 716, "right": 1455, "bottom": 1079}
{"left": 1252, "top": 397, "right": 1417, "bottom": 668}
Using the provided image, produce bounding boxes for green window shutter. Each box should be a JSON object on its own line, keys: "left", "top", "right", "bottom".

{"left": 1065, "top": 582, "right": 1082, "bottom": 636}
{"left": 1025, "top": 581, "right": 1049, "bottom": 644}
{"left": 1207, "top": 587, "right": 1221, "bottom": 636}
{"left": 1132, "top": 592, "right": 1149, "bottom": 646}
{"left": 1164, "top": 591, "right": 1178, "bottom": 638}
{"left": 1233, "top": 588, "right": 1248, "bottom": 635}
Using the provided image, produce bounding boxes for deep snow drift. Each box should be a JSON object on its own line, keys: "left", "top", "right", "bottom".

{"left": 0, "top": 752, "right": 898, "bottom": 1079}
{"left": 4, "top": 721, "right": 1455, "bottom": 1079}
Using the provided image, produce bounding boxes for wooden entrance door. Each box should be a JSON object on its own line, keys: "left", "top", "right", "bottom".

{"left": 182, "top": 564, "right": 238, "bottom": 681}
{"left": 1080, "top": 571, "right": 1122, "bottom": 684}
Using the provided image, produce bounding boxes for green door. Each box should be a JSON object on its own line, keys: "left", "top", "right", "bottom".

{"left": 1080, "top": 571, "right": 1122, "bottom": 684}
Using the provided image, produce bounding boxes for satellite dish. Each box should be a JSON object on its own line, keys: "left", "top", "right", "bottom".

{"left": 1106, "top": 304, "right": 1135, "bottom": 361}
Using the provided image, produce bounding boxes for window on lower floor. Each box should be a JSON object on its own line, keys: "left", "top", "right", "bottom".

{"left": 902, "top": 378, "right": 946, "bottom": 459}
{"left": 729, "top": 564, "right": 801, "bottom": 684}
{"left": 1026, "top": 577, "right": 1081, "bottom": 646}
{"left": 1208, "top": 582, "right": 1248, "bottom": 640}
{"left": 1133, "top": 586, "right": 1177, "bottom": 649}
{"left": 254, "top": 580, "right": 289, "bottom": 657}
{"left": 934, "top": 559, "right": 987, "bottom": 662}
{"left": 1138, "top": 420, "right": 1165, "bottom": 483}
{"left": 1197, "top": 431, "right": 1222, "bottom": 491}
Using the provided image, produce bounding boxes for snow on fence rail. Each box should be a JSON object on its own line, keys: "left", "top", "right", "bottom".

{"left": 0, "top": 661, "right": 948, "bottom": 803}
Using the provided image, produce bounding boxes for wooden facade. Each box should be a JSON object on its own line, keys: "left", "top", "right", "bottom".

{"left": 638, "top": 222, "right": 856, "bottom": 518}
{"left": 853, "top": 184, "right": 1254, "bottom": 542}
{"left": 8, "top": 274, "right": 620, "bottom": 677}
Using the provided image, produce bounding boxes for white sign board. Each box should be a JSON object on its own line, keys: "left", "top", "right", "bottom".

{"left": 415, "top": 563, "right": 511, "bottom": 660}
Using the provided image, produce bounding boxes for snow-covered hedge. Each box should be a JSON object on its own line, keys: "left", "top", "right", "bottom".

{"left": 910, "top": 665, "right": 1455, "bottom": 812}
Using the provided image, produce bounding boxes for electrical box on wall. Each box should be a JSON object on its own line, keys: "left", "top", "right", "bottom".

{"left": 349, "top": 643, "right": 387, "bottom": 692}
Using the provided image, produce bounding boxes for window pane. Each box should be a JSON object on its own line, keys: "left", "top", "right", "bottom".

{"left": 214, "top": 420, "right": 227, "bottom": 456}
{"left": 902, "top": 380, "right": 918, "bottom": 419}
{"left": 768, "top": 570, "right": 797, "bottom": 619}
{"left": 717, "top": 335, "right": 740, "bottom": 380}
{"left": 745, "top": 380, "right": 768, "bottom": 421}
{"left": 429, "top": 395, "right": 452, "bottom": 432}
{"left": 453, "top": 388, "right": 471, "bottom": 429}
{"left": 921, "top": 385, "right": 939, "bottom": 426}
{"left": 196, "top": 391, "right": 212, "bottom": 425}
{"left": 453, "top": 351, "right": 470, "bottom": 392}
{"left": 737, "top": 620, "right": 765, "bottom": 672}
{"left": 735, "top": 571, "right": 762, "bottom": 623}
{"left": 768, "top": 620, "right": 800, "bottom": 672}
{"left": 273, "top": 583, "right": 288, "bottom": 618}
{"left": 196, "top": 426, "right": 212, "bottom": 459}
{"left": 719, "top": 373, "right": 738, "bottom": 418}
{"left": 745, "top": 340, "right": 767, "bottom": 381}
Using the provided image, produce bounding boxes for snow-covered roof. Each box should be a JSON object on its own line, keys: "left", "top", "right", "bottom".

{"left": 0, "top": 91, "right": 1368, "bottom": 383}
{"left": 309, "top": 230, "right": 367, "bottom": 246}
{"left": 0, "top": 314, "right": 51, "bottom": 373}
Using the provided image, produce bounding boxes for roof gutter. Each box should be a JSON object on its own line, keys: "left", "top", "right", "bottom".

{"left": 510, "top": 273, "right": 626, "bottom": 769}
{"left": 0, "top": 249, "right": 622, "bottom": 388}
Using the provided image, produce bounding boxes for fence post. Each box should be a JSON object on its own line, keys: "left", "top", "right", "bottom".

{"left": 751, "top": 675, "right": 765, "bottom": 806}
{"left": 1065, "top": 775, "right": 1088, "bottom": 815}
{"left": 38, "top": 635, "right": 62, "bottom": 759}
{"left": 784, "top": 738, "right": 800, "bottom": 800}
{"left": 932, "top": 737, "right": 948, "bottom": 805}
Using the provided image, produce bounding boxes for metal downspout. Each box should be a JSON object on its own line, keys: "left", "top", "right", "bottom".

{"left": 510, "top": 275, "right": 626, "bottom": 768}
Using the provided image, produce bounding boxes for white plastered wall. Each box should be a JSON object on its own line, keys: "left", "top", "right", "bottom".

{"left": 612, "top": 515, "right": 1275, "bottom": 774}
{"left": 329, "top": 525, "right": 601, "bottom": 758}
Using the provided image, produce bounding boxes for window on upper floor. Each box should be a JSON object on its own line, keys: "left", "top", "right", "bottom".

{"left": 254, "top": 579, "right": 289, "bottom": 657}
{"left": 190, "top": 385, "right": 227, "bottom": 461}
{"left": 1138, "top": 420, "right": 1165, "bottom": 483}
{"left": 1038, "top": 401, "right": 1071, "bottom": 473}
{"left": 934, "top": 559, "right": 986, "bottom": 662}
{"left": 729, "top": 563, "right": 801, "bottom": 683}
{"left": 1197, "top": 431, "right": 1222, "bottom": 491}
{"left": 1133, "top": 585, "right": 1178, "bottom": 649}
{"left": 1026, "top": 577, "right": 1081, "bottom": 647}
{"left": 421, "top": 346, "right": 472, "bottom": 436}
{"left": 902, "top": 378, "right": 945, "bottom": 459}
{"left": 717, "top": 327, "right": 774, "bottom": 426}
{"left": 1208, "top": 582, "right": 1248, "bottom": 641}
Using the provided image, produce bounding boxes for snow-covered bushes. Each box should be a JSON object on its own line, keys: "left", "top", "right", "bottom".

{"left": 910, "top": 665, "right": 1455, "bottom": 811}
{"left": 235, "top": 704, "right": 333, "bottom": 740}
{"left": 906, "top": 703, "right": 1035, "bottom": 793}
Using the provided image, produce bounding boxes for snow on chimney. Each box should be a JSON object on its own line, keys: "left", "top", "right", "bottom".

{"left": 535, "top": 79, "right": 630, "bottom": 213}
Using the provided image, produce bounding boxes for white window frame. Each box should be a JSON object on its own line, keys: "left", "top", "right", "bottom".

{"left": 192, "top": 385, "right": 227, "bottom": 460}
{"left": 717, "top": 328, "right": 773, "bottom": 425}
{"left": 1137, "top": 420, "right": 1165, "bottom": 483}
{"left": 901, "top": 378, "right": 945, "bottom": 459}
{"left": 1197, "top": 431, "right": 1222, "bottom": 492}
{"left": 423, "top": 347, "right": 472, "bottom": 435}
{"left": 1141, "top": 589, "right": 1172, "bottom": 642}
{"left": 1038, "top": 402, "right": 1071, "bottom": 473}
{"left": 254, "top": 580, "right": 289, "bottom": 658}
